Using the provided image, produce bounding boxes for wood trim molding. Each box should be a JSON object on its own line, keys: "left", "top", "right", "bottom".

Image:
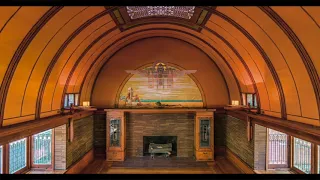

{"left": 226, "top": 109, "right": 320, "bottom": 145}
{"left": 0, "top": 111, "right": 93, "bottom": 145}
{"left": 0, "top": 7, "right": 63, "bottom": 127}
{"left": 64, "top": 149, "right": 94, "bottom": 174}
{"left": 225, "top": 147, "right": 255, "bottom": 174}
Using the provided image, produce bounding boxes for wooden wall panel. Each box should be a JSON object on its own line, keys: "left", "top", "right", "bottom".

{"left": 0, "top": 6, "right": 319, "bottom": 127}
{"left": 65, "top": 22, "right": 117, "bottom": 93}
{"left": 19, "top": 7, "right": 87, "bottom": 118}
{"left": 218, "top": 7, "right": 290, "bottom": 115}
{"left": 68, "top": 29, "right": 121, "bottom": 93}
{"left": 301, "top": 6, "right": 320, "bottom": 26}
{"left": 50, "top": 15, "right": 113, "bottom": 110}
{"left": 77, "top": 25, "right": 241, "bottom": 107}
{"left": 239, "top": 6, "right": 319, "bottom": 122}
{"left": 271, "top": 6, "right": 320, "bottom": 120}
{"left": 80, "top": 30, "right": 239, "bottom": 106}
{"left": 201, "top": 28, "right": 253, "bottom": 93}
{"left": 91, "top": 37, "right": 230, "bottom": 108}
{"left": 3, "top": 7, "right": 84, "bottom": 123}
{"left": 235, "top": 7, "right": 304, "bottom": 117}
{"left": 0, "top": 7, "right": 49, "bottom": 87}
{"left": 40, "top": 7, "right": 104, "bottom": 113}
{"left": 207, "top": 14, "right": 276, "bottom": 113}
{"left": 0, "top": 7, "right": 20, "bottom": 33}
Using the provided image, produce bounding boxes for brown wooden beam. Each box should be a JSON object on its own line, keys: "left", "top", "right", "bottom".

{"left": 0, "top": 111, "right": 93, "bottom": 145}
{"left": 225, "top": 109, "right": 320, "bottom": 145}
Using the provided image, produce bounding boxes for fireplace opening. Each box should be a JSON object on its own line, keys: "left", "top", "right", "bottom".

{"left": 143, "top": 136, "right": 177, "bottom": 157}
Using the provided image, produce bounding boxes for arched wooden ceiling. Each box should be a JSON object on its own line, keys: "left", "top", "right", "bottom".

{"left": 0, "top": 6, "right": 319, "bottom": 127}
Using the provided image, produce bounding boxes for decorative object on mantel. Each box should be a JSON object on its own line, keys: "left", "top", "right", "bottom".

{"left": 83, "top": 101, "right": 90, "bottom": 107}
{"left": 119, "top": 61, "right": 203, "bottom": 109}
{"left": 73, "top": 101, "right": 97, "bottom": 111}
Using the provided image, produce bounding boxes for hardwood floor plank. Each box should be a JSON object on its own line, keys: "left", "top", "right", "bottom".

{"left": 80, "top": 156, "right": 242, "bottom": 174}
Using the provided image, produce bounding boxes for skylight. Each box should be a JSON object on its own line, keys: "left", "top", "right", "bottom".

{"left": 126, "top": 6, "right": 195, "bottom": 20}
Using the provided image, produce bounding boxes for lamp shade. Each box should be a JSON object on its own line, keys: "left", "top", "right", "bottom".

{"left": 83, "top": 101, "right": 90, "bottom": 107}
{"left": 231, "top": 100, "right": 239, "bottom": 106}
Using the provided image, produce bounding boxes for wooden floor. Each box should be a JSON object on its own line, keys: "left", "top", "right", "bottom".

{"left": 81, "top": 156, "right": 242, "bottom": 174}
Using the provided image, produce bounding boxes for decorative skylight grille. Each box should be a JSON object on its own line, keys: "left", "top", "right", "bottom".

{"left": 126, "top": 6, "right": 195, "bottom": 20}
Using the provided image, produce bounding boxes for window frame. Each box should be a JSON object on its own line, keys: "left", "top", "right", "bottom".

{"left": 266, "top": 128, "right": 290, "bottom": 170}
{"left": 0, "top": 145, "right": 3, "bottom": 174}
{"left": 64, "top": 93, "right": 80, "bottom": 108}
{"left": 8, "top": 137, "right": 30, "bottom": 174}
{"left": 317, "top": 145, "right": 319, "bottom": 174}
{"left": 31, "top": 129, "right": 54, "bottom": 170}
{"left": 291, "top": 137, "right": 313, "bottom": 174}
{"left": 241, "top": 93, "right": 258, "bottom": 108}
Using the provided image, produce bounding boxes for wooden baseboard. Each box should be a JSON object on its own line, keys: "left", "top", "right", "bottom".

{"left": 65, "top": 149, "right": 94, "bottom": 174}
{"left": 225, "top": 147, "right": 255, "bottom": 174}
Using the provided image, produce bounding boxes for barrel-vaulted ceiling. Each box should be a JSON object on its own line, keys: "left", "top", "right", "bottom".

{"left": 0, "top": 6, "right": 319, "bottom": 127}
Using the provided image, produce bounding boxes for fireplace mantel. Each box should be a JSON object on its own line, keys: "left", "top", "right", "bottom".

{"left": 104, "top": 108, "right": 216, "bottom": 114}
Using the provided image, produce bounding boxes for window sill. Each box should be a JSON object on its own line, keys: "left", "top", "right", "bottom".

{"left": 25, "top": 169, "right": 66, "bottom": 174}
{"left": 254, "top": 169, "right": 296, "bottom": 174}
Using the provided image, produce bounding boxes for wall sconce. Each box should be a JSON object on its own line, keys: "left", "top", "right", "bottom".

{"left": 231, "top": 100, "right": 239, "bottom": 106}
{"left": 83, "top": 101, "right": 90, "bottom": 107}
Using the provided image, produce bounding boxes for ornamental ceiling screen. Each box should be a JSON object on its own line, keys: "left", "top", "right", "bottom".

{"left": 126, "top": 6, "right": 195, "bottom": 19}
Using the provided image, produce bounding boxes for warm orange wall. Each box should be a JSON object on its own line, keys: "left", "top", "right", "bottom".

{"left": 91, "top": 37, "right": 230, "bottom": 108}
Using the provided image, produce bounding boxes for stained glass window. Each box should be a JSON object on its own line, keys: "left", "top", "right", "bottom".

{"left": 0, "top": 145, "right": 3, "bottom": 174}
{"left": 9, "top": 138, "right": 27, "bottom": 174}
{"left": 293, "top": 138, "right": 311, "bottom": 174}
{"left": 200, "top": 119, "right": 210, "bottom": 147}
{"left": 126, "top": 6, "right": 195, "bottom": 20}
{"left": 33, "top": 129, "right": 52, "bottom": 165}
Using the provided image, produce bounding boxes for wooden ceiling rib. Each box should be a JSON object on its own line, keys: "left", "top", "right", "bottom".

{"left": 0, "top": 6, "right": 319, "bottom": 127}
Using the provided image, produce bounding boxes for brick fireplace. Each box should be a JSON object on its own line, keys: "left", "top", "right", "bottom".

{"left": 126, "top": 113, "right": 194, "bottom": 157}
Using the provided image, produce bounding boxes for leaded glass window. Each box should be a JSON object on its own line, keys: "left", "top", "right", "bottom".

{"left": 0, "top": 145, "right": 3, "bottom": 174}
{"left": 199, "top": 119, "right": 210, "bottom": 148}
{"left": 9, "top": 138, "right": 27, "bottom": 174}
{"left": 33, "top": 129, "right": 52, "bottom": 165}
{"left": 126, "top": 6, "right": 195, "bottom": 20}
{"left": 293, "top": 138, "right": 311, "bottom": 174}
{"left": 110, "top": 119, "right": 121, "bottom": 147}
{"left": 268, "top": 129, "right": 288, "bottom": 168}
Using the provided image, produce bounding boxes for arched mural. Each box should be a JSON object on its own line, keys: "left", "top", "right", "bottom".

{"left": 118, "top": 62, "right": 203, "bottom": 108}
